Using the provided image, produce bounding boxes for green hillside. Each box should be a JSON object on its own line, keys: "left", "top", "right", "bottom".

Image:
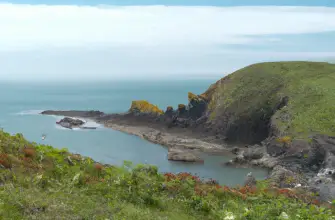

{"left": 206, "top": 62, "right": 335, "bottom": 143}
{"left": 0, "top": 130, "right": 334, "bottom": 219}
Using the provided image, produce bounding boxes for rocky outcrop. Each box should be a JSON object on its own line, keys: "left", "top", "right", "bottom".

{"left": 56, "top": 117, "right": 85, "bottom": 129}
{"left": 187, "top": 92, "right": 208, "bottom": 119}
{"left": 224, "top": 134, "right": 335, "bottom": 202}
{"left": 268, "top": 165, "right": 305, "bottom": 188}
{"left": 41, "top": 110, "right": 104, "bottom": 118}
{"left": 129, "top": 100, "right": 164, "bottom": 116}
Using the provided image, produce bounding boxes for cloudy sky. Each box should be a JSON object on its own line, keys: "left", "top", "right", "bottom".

{"left": 0, "top": 0, "right": 335, "bottom": 81}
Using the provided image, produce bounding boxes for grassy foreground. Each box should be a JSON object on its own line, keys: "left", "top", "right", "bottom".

{"left": 0, "top": 130, "right": 334, "bottom": 219}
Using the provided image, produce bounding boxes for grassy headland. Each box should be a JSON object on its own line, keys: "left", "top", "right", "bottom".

{"left": 0, "top": 130, "right": 334, "bottom": 219}
{"left": 206, "top": 61, "right": 335, "bottom": 143}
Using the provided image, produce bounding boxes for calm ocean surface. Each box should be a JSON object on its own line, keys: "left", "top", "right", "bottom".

{"left": 0, "top": 80, "right": 268, "bottom": 185}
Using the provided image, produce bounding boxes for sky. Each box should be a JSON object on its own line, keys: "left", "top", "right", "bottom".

{"left": 0, "top": 0, "right": 335, "bottom": 81}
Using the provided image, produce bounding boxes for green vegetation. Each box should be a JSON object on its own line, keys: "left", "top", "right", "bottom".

{"left": 130, "top": 100, "right": 164, "bottom": 115}
{"left": 208, "top": 61, "right": 335, "bottom": 139}
{"left": 1, "top": 130, "right": 335, "bottom": 219}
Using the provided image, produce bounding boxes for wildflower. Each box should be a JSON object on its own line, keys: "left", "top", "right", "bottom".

{"left": 224, "top": 212, "right": 235, "bottom": 220}
{"left": 114, "top": 177, "right": 121, "bottom": 185}
{"left": 279, "top": 212, "right": 289, "bottom": 219}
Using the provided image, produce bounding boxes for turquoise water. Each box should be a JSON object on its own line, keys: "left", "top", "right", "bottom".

{"left": 0, "top": 80, "right": 268, "bottom": 185}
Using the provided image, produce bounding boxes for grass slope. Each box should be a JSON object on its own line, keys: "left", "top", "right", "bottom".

{"left": 0, "top": 130, "right": 334, "bottom": 219}
{"left": 208, "top": 61, "right": 335, "bottom": 142}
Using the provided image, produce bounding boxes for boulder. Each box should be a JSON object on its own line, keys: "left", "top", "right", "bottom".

{"left": 306, "top": 136, "right": 328, "bottom": 168}
{"left": 317, "top": 183, "right": 335, "bottom": 202}
{"left": 308, "top": 175, "right": 335, "bottom": 202}
{"left": 268, "top": 165, "right": 304, "bottom": 188}
{"left": 167, "top": 147, "right": 202, "bottom": 162}
{"left": 243, "top": 145, "right": 265, "bottom": 160}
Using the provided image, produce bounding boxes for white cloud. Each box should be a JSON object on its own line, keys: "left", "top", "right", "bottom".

{"left": 0, "top": 4, "right": 335, "bottom": 49}
{"left": 0, "top": 4, "right": 334, "bottom": 81}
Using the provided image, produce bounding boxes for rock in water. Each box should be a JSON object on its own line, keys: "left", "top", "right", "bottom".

{"left": 167, "top": 147, "right": 202, "bottom": 162}
{"left": 244, "top": 172, "right": 256, "bottom": 187}
{"left": 57, "top": 117, "right": 85, "bottom": 129}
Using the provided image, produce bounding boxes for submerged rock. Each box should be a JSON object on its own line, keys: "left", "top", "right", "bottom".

{"left": 167, "top": 147, "right": 202, "bottom": 162}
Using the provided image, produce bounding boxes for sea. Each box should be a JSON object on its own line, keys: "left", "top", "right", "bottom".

{"left": 0, "top": 79, "right": 268, "bottom": 186}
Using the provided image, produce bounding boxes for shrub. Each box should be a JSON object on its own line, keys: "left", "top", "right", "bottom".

{"left": 130, "top": 100, "right": 164, "bottom": 115}
{"left": 23, "top": 147, "right": 36, "bottom": 158}
{"left": 276, "top": 136, "right": 292, "bottom": 145}
{"left": 178, "top": 104, "right": 186, "bottom": 109}
{"left": 0, "top": 153, "right": 12, "bottom": 169}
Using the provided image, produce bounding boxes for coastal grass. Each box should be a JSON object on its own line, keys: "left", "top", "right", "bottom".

{"left": 209, "top": 61, "right": 335, "bottom": 139}
{"left": 0, "top": 130, "right": 335, "bottom": 219}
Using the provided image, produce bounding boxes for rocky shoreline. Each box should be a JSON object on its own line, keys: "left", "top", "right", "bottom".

{"left": 42, "top": 110, "right": 230, "bottom": 163}
{"left": 41, "top": 106, "right": 335, "bottom": 203}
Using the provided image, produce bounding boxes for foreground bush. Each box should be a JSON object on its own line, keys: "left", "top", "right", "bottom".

{"left": 0, "top": 130, "right": 334, "bottom": 219}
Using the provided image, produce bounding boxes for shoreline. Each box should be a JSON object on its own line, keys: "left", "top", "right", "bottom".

{"left": 41, "top": 110, "right": 232, "bottom": 153}
{"left": 104, "top": 122, "right": 229, "bottom": 153}
{"left": 40, "top": 110, "right": 274, "bottom": 166}
{"left": 40, "top": 111, "right": 335, "bottom": 203}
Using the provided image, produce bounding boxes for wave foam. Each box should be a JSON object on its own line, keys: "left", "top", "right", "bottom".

{"left": 83, "top": 119, "right": 101, "bottom": 128}
{"left": 16, "top": 110, "right": 102, "bottom": 131}
{"left": 14, "top": 110, "right": 44, "bottom": 115}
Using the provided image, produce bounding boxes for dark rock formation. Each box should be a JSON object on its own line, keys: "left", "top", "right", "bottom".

{"left": 164, "top": 106, "right": 174, "bottom": 117}
{"left": 266, "top": 137, "right": 288, "bottom": 157}
{"left": 187, "top": 92, "right": 208, "bottom": 119}
{"left": 177, "top": 104, "right": 188, "bottom": 118}
{"left": 41, "top": 110, "right": 104, "bottom": 118}
{"left": 56, "top": 117, "right": 85, "bottom": 129}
